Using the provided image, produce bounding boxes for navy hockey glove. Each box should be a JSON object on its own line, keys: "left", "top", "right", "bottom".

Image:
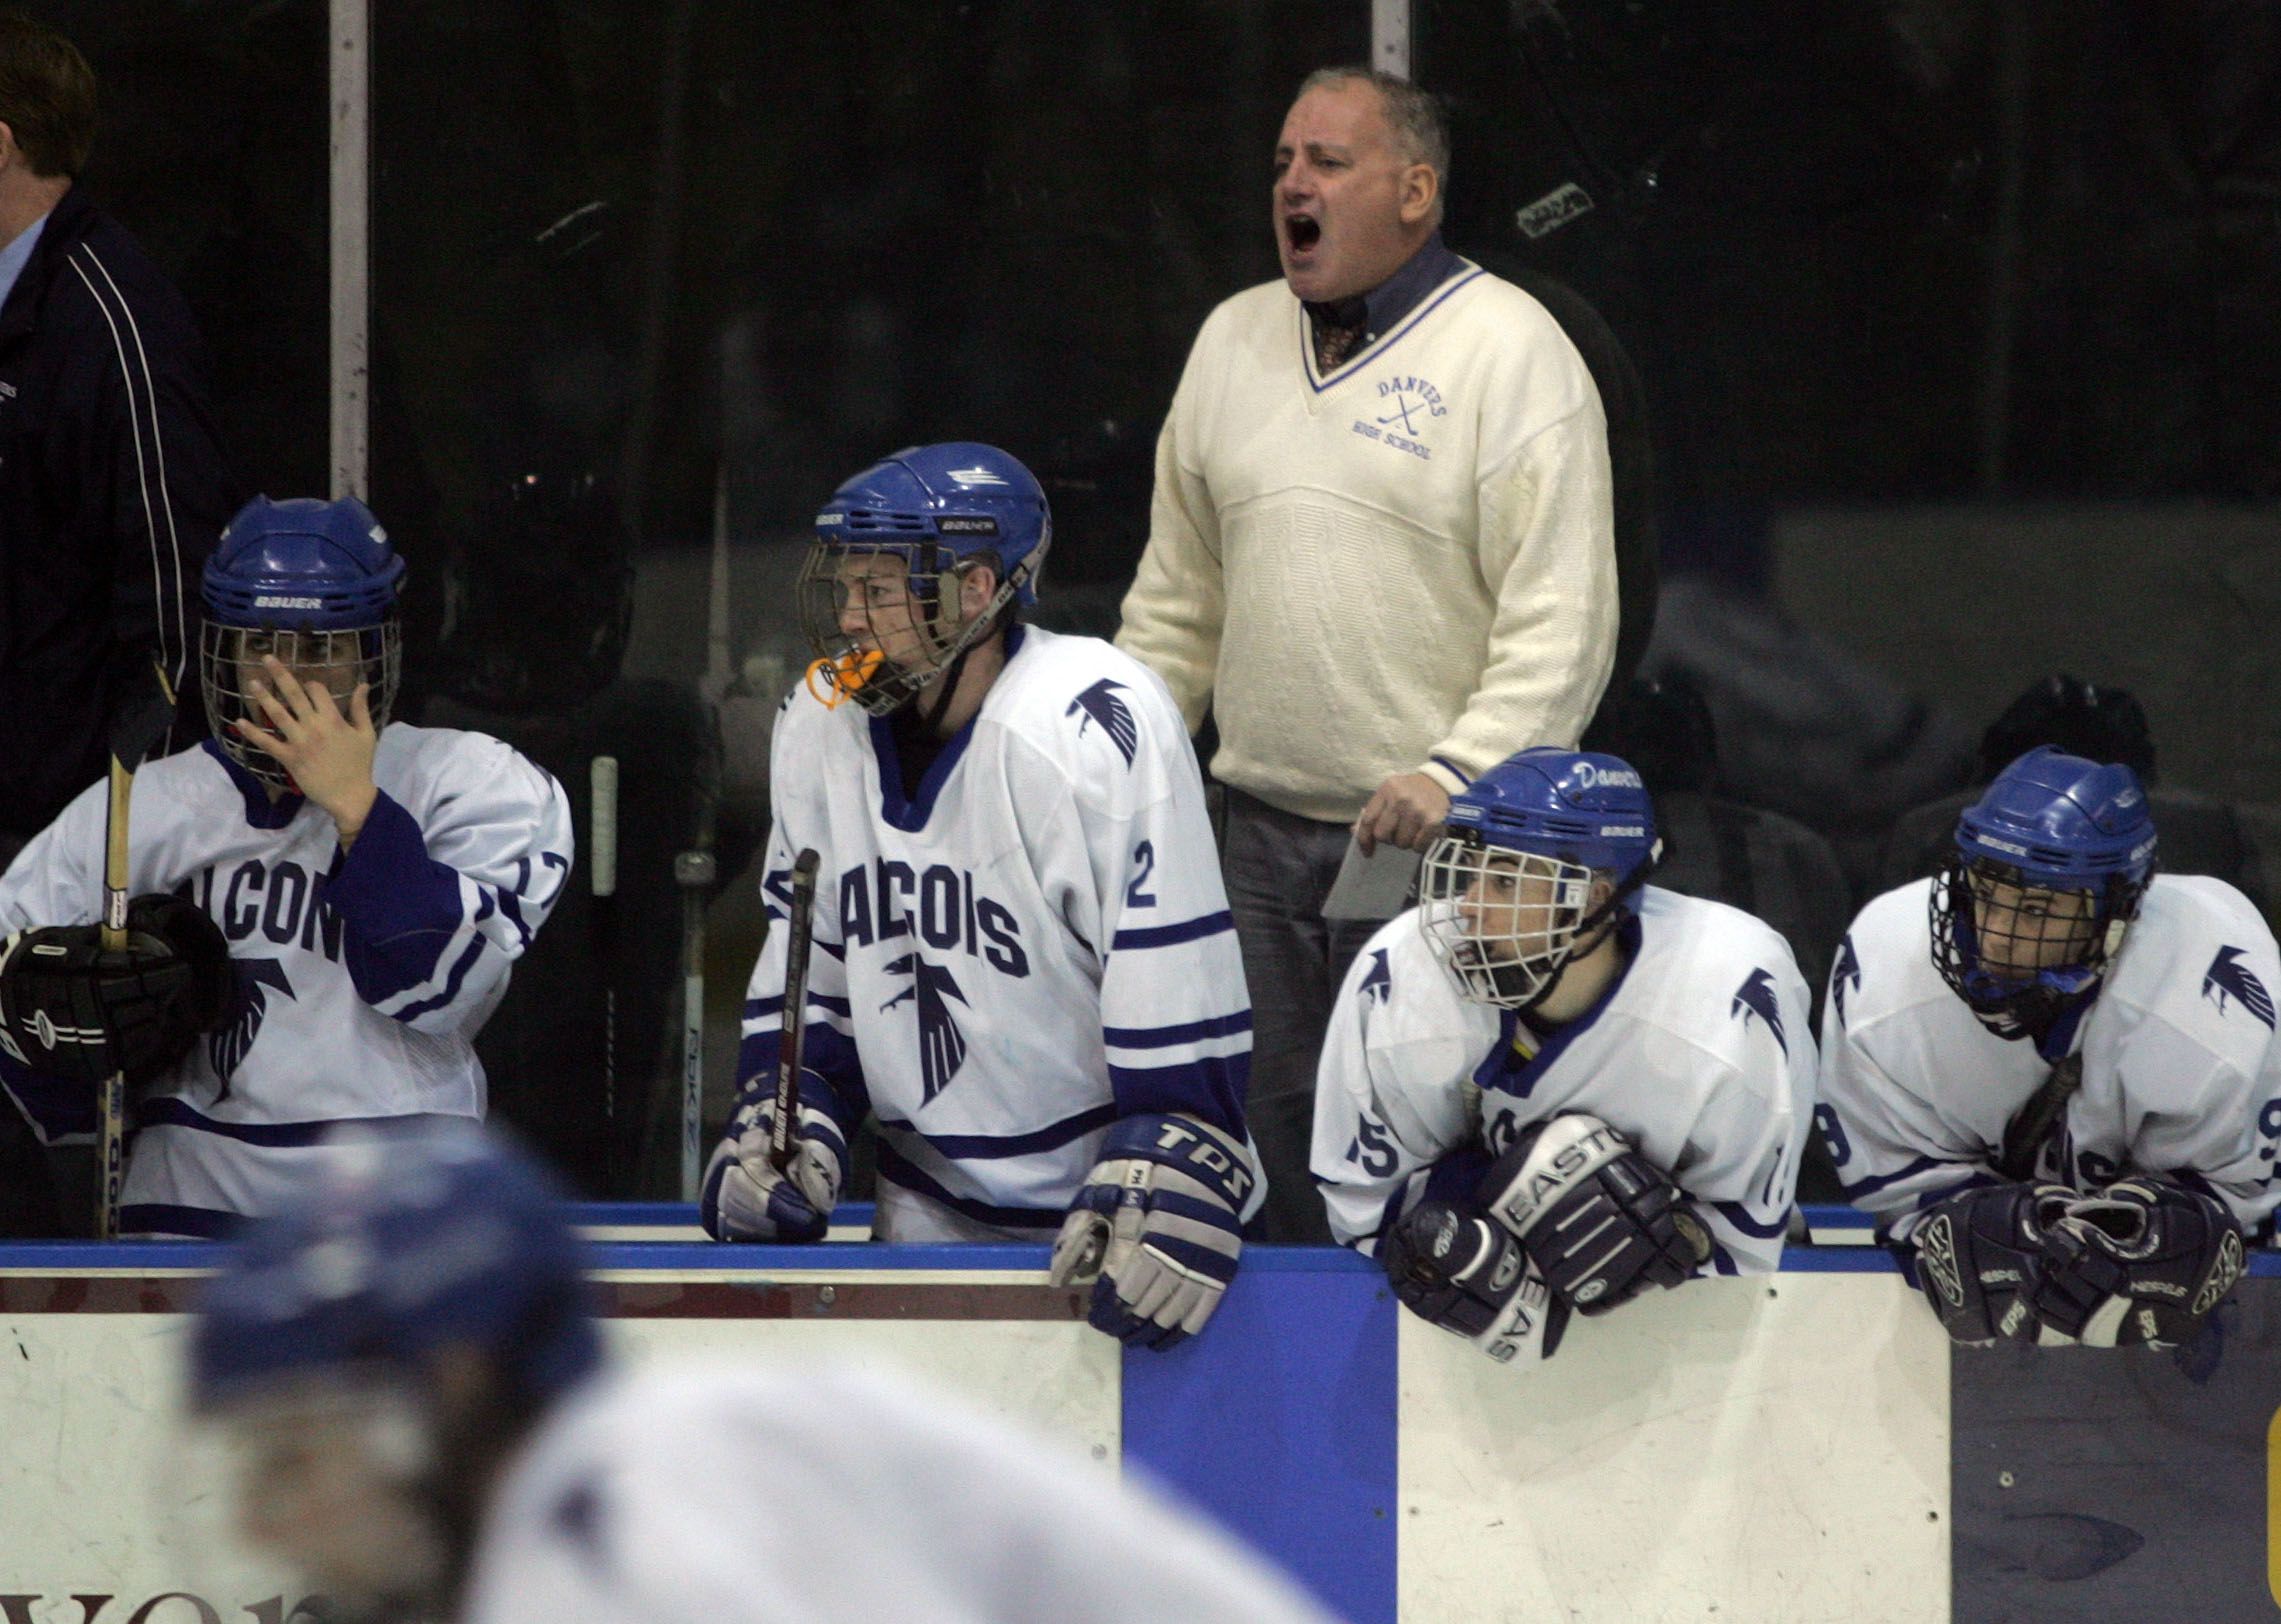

{"left": 1910, "top": 1181, "right": 2075, "bottom": 1345}
{"left": 1474, "top": 1114, "right": 1711, "bottom": 1315}
{"left": 700, "top": 1084, "right": 844, "bottom": 1243}
{"left": 1381, "top": 1199, "right": 1570, "bottom": 1363}
{"left": 0, "top": 895, "right": 231, "bottom": 1085}
{"left": 2027, "top": 1176, "right": 2246, "bottom": 1348}
{"left": 1049, "top": 1113, "right": 1254, "bottom": 1350}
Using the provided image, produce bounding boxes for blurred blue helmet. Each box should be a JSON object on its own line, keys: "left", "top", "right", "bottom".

{"left": 200, "top": 495, "right": 406, "bottom": 789}
{"left": 1421, "top": 749, "right": 1663, "bottom": 1010}
{"left": 798, "top": 442, "right": 1051, "bottom": 716}
{"left": 1930, "top": 746, "right": 2157, "bottom": 1039}
{"left": 188, "top": 1122, "right": 602, "bottom": 1418}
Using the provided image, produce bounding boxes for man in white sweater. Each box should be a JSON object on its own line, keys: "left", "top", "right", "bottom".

{"left": 1117, "top": 66, "right": 1620, "bottom": 1239}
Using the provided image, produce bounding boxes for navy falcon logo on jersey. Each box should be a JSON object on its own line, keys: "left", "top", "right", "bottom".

{"left": 1065, "top": 679, "right": 1138, "bottom": 768}
{"left": 1359, "top": 948, "right": 1392, "bottom": 1007}
{"left": 881, "top": 952, "right": 971, "bottom": 1102}
{"left": 1730, "top": 968, "right": 1787, "bottom": 1056}
{"left": 2203, "top": 946, "right": 2277, "bottom": 1030}
{"left": 209, "top": 958, "right": 295, "bottom": 1094}
{"left": 1831, "top": 935, "right": 1861, "bottom": 1025}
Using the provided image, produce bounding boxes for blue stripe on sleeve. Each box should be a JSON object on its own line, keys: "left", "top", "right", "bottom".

{"left": 323, "top": 790, "right": 477, "bottom": 1004}
{"left": 1712, "top": 1200, "right": 1794, "bottom": 1239}
{"left": 391, "top": 933, "right": 487, "bottom": 1022}
{"left": 1110, "top": 911, "right": 1235, "bottom": 951}
{"left": 871, "top": 1102, "right": 1118, "bottom": 1162}
{"left": 1107, "top": 1056, "right": 1247, "bottom": 1137}
{"left": 1103, "top": 1011, "right": 1254, "bottom": 1049}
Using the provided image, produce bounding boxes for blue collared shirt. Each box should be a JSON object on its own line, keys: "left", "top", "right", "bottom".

{"left": 0, "top": 212, "right": 49, "bottom": 316}
{"left": 1303, "top": 231, "right": 1466, "bottom": 351}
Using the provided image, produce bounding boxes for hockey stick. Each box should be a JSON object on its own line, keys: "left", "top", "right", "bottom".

{"left": 769, "top": 849, "right": 821, "bottom": 1173}
{"left": 590, "top": 756, "right": 619, "bottom": 1179}
{"left": 97, "top": 661, "right": 179, "bottom": 1239}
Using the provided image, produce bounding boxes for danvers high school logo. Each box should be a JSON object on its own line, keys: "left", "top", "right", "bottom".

{"left": 839, "top": 857, "right": 1029, "bottom": 1106}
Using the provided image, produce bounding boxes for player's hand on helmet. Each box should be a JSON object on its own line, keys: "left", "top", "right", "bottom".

{"left": 1382, "top": 1199, "right": 1570, "bottom": 1364}
{"left": 1354, "top": 771, "right": 1451, "bottom": 856}
{"left": 700, "top": 1087, "right": 844, "bottom": 1244}
{"left": 0, "top": 894, "right": 232, "bottom": 1084}
{"left": 1049, "top": 1113, "right": 1255, "bottom": 1350}
{"left": 2026, "top": 1176, "right": 2245, "bottom": 1348}
{"left": 1473, "top": 1113, "right": 1712, "bottom": 1315}
{"left": 235, "top": 655, "right": 379, "bottom": 838}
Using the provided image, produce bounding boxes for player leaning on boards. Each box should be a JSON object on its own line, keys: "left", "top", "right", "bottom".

{"left": 186, "top": 1125, "right": 1339, "bottom": 1624}
{"left": 702, "top": 442, "right": 1261, "bottom": 1350}
{"left": 1820, "top": 746, "right": 2268, "bottom": 1349}
{"left": 1312, "top": 748, "right": 1814, "bottom": 1363}
{"left": 0, "top": 496, "right": 572, "bottom": 1236}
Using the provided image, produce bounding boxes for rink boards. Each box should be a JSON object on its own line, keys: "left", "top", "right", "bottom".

{"left": 3, "top": 1208, "right": 2279, "bottom": 1624}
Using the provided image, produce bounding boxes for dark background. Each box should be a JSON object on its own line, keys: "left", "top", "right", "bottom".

{"left": 26, "top": 0, "right": 2281, "bottom": 1191}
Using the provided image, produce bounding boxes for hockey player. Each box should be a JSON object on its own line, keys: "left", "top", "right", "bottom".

{"left": 185, "top": 1124, "right": 1341, "bottom": 1624}
{"left": 702, "top": 442, "right": 1260, "bottom": 1351}
{"left": 1820, "top": 746, "right": 2268, "bottom": 1348}
{"left": 1312, "top": 747, "right": 1813, "bottom": 1364}
{"left": 0, "top": 495, "right": 572, "bottom": 1236}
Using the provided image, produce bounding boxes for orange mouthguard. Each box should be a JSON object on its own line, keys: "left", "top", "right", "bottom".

{"left": 805, "top": 648, "right": 885, "bottom": 708}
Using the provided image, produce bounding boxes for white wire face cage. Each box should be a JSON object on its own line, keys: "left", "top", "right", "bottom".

{"left": 793, "top": 539, "right": 1013, "bottom": 716}
{"left": 1418, "top": 835, "right": 1602, "bottom": 1010}
{"left": 201, "top": 620, "right": 401, "bottom": 789}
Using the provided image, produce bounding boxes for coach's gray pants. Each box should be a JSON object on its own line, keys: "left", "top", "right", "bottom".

{"left": 1221, "top": 788, "right": 1386, "bottom": 1244}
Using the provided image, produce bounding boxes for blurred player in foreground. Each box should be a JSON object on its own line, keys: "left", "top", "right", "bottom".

{"left": 186, "top": 1124, "right": 1341, "bottom": 1624}
{"left": 0, "top": 496, "right": 571, "bottom": 1234}
{"left": 1821, "top": 746, "right": 2272, "bottom": 1348}
{"left": 1313, "top": 747, "right": 1813, "bottom": 1364}
{"left": 703, "top": 442, "right": 1260, "bottom": 1351}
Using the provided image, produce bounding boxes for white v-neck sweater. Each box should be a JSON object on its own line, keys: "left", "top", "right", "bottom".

{"left": 1117, "top": 264, "right": 1618, "bottom": 823}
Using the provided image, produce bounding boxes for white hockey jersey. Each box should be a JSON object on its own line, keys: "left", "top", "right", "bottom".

{"left": 729, "top": 626, "right": 1255, "bottom": 1239}
{"left": 466, "top": 1362, "right": 1338, "bottom": 1624}
{"left": 0, "top": 729, "right": 572, "bottom": 1235}
{"left": 1819, "top": 874, "right": 2281, "bottom": 1239}
{"left": 1311, "top": 887, "right": 1814, "bottom": 1273}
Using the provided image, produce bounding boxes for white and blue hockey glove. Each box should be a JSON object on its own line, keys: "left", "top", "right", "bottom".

{"left": 1048, "top": 1113, "right": 1255, "bottom": 1350}
{"left": 2026, "top": 1176, "right": 2246, "bottom": 1348}
{"left": 700, "top": 1087, "right": 845, "bottom": 1244}
{"left": 1381, "top": 1200, "right": 1570, "bottom": 1363}
{"left": 1475, "top": 1113, "right": 1711, "bottom": 1315}
{"left": 1909, "top": 1181, "right": 2078, "bottom": 1345}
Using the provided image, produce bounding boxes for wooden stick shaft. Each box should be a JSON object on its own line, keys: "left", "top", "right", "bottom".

{"left": 770, "top": 850, "right": 821, "bottom": 1171}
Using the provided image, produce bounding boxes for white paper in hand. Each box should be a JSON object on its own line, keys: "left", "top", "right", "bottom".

{"left": 1321, "top": 839, "right": 1422, "bottom": 920}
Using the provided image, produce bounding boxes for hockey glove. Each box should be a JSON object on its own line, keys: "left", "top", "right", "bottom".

{"left": 1475, "top": 1113, "right": 1712, "bottom": 1315}
{"left": 700, "top": 1084, "right": 844, "bottom": 1244}
{"left": 1910, "top": 1181, "right": 2076, "bottom": 1345}
{"left": 1049, "top": 1113, "right": 1254, "bottom": 1350}
{"left": 2027, "top": 1176, "right": 2246, "bottom": 1348}
{"left": 0, "top": 895, "right": 231, "bottom": 1085}
{"left": 1381, "top": 1199, "right": 1570, "bottom": 1363}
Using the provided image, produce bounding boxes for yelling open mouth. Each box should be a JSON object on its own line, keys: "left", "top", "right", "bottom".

{"left": 1285, "top": 214, "right": 1321, "bottom": 253}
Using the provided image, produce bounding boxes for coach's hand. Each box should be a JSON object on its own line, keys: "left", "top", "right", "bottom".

{"left": 236, "top": 655, "right": 379, "bottom": 844}
{"left": 1354, "top": 771, "right": 1450, "bottom": 856}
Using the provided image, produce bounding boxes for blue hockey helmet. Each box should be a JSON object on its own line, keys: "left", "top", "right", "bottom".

{"left": 1930, "top": 745, "right": 2157, "bottom": 1039}
{"left": 797, "top": 442, "right": 1051, "bottom": 715}
{"left": 200, "top": 495, "right": 407, "bottom": 789}
{"left": 1420, "top": 748, "right": 1663, "bottom": 1010}
{"left": 188, "top": 1122, "right": 602, "bottom": 1416}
